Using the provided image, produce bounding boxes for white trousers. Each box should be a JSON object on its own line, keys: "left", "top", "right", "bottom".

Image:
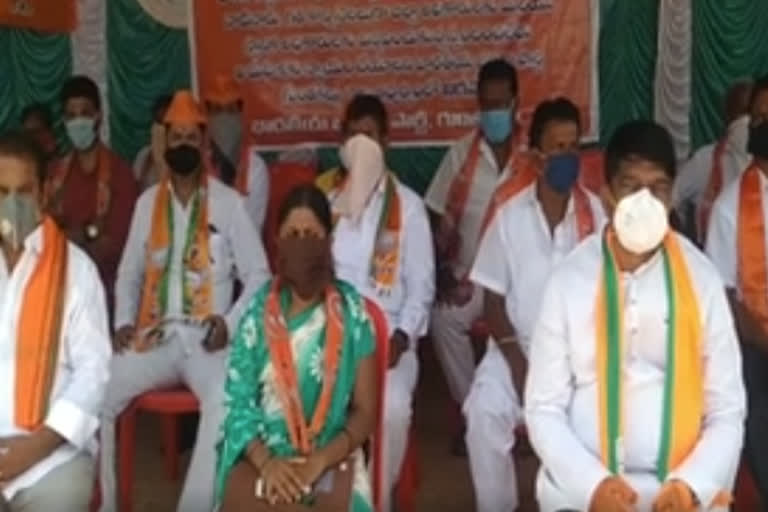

{"left": 381, "top": 349, "right": 419, "bottom": 512}
{"left": 430, "top": 286, "right": 484, "bottom": 404}
{"left": 464, "top": 342, "right": 523, "bottom": 512}
{"left": 98, "top": 335, "right": 227, "bottom": 512}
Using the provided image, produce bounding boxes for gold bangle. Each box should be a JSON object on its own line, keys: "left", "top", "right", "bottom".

{"left": 497, "top": 335, "right": 518, "bottom": 346}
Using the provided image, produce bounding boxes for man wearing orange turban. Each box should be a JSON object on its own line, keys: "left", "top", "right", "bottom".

{"left": 204, "top": 74, "right": 270, "bottom": 232}
{"left": 98, "top": 90, "right": 271, "bottom": 512}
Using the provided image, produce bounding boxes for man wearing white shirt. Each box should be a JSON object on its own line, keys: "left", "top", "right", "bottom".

{"left": 325, "top": 109, "right": 435, "bottom": 512}
{"left": 426, "top": 60, "right": 525, "bottom": 440}
{"left": 204, "top": 74, "right": 270, "bottom": 232}
{"left": 0, "top": 132, "right": 111, "bottom": 511}
{"left": 706, "top": 74, "right": 768, "bottom": 505}
{"left": 465, "top": 98, "right": 605, "bottom": 512}
{"left": 674, "top": 81, "right": 752, "bottom": 242}
{"left": 528, "top": 121, "right": 744, "bottom": 512}
{"left": 98, "top": 91, "right": 271, "bottom": 512}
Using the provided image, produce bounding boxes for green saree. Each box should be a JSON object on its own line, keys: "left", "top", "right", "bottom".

{"left": 215, "top": 279, "right": 375, "bottom": 511}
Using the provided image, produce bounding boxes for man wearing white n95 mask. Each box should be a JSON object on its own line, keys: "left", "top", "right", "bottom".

{"left": 525, "top": 120, "right": 745, "bottom": 512}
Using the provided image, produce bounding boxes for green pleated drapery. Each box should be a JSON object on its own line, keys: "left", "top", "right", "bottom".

{"left": 598, "top": 0, "right": 659, "bottom": 145}
{"left": 0, "top": 29, "right": 71, "bottom": 134}
{"left": 690, "top": 0, "right": 768, "bottom": 150}
{"left": 107, "top": 0, "right": 191, "bottom": 162}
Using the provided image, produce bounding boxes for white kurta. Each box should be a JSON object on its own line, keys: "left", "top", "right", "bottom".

{"left": 330, "top": 176, "right": 435, "bottom": 512}
{"left": 114, "top": 176, "right": 271, "bottom": 336}
{"left": 526, "top": 232, "right": 745, "bottom": 512}
{"left": 705, "top": 170, "right": 768, "bottom": 291}
{"left": 426, "top": 132, "right": 516, "bottom": 405}
{"left": 242, "top": 147, "right": 270, "bottom": 232}
{"left": 673, "top": 124, "right": 750, "bottom": 220}
{"left": 464, "top": 183, "right": 606, "bottom": 512}
{"left": 0, "top": 226, "right": 111, "bottom": 500}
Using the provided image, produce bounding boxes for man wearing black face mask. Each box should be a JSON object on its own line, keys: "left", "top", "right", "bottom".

{"left": 707, "top": 74, "right": 768, "bottom": 506}
{"left": 99, "top": 90, "right": 271, "bottom": 512}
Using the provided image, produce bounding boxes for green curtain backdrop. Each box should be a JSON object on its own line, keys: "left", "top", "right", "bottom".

{"left": 598, "top": 0, "right": 659, "bottom": 145}
{"left": 0, "top": 29, "right": 71, "bottom": 134}
{"left": 107, "top": 0, "right": 191, "bottom": 162}
{"left": 690, "top": 0, "right": 768, "bottom": 150}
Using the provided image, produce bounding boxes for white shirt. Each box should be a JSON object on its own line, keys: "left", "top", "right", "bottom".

{"left": 470, "top": 183, "right": 606, "bottom": 353}
{"left": 115, "top": 177, "right": 271, "bottom": 336}
{"left": 0, "top": 226, "right": 111, "bottom": 500}
{"left": 674, "top": 124, "right": 750, "bottom": 215}
{"left": 243, "top": 147, "right": 270, "bottom": 232}
{"left": 425, "top": 132, "right": 514, "bottom": 276}
{"left": 706, "top": 170, "right": 768, "bottom": 291}
{"left": 525, "top": 232, "right": 745, "bottom": 511}
{"left": 331, "top": 177, "right": 435, "bottom": 343}
{"left": 133, "top": 146, "right": 270, "bottom": 232}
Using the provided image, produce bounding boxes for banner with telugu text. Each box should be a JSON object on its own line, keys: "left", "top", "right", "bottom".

{"left": 194, "top": 0, "right": 594, "bottom": 148}
{"left": 0, "top": 0, "right": 76, "bottom": 33}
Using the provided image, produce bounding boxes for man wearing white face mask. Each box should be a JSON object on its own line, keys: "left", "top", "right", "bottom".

{"left": 204, "top": 74, "right": 270, "bottom": 232}
{"left": 674, "top": 81, "right": 753, "bottom": 243}
{"left": 526, "top": 120, "right": 745, "bottom": 512}
{"left": 464, "top": 98, "right": 606, "bottom": 512}
{"left": 47, "top": 75, "right": 139, "bottom": 319}
{"left": 324, "top": 132, "right": 435, "bottom": 512}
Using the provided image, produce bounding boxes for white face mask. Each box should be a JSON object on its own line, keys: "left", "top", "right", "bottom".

{"left": 209, "top": 112, "right": 242, "bottom": 164}
{"left": 613, "top": 188, "right": 669, "bottom": 255}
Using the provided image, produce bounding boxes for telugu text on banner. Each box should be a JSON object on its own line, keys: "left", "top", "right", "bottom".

{"left": 194, "top": 0, "right": 594, "bottom": 148}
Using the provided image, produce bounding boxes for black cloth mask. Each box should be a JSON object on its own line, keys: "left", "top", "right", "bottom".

{"left": 165, "top": 145, "right": 201, "bottom": 176}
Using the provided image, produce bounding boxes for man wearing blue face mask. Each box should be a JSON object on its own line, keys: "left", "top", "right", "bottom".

{"left": 47, "top": 75, "right": 138, "bottom": 319}
{"left": 426, "top": 59, "right": 524, "bottom": 452}
{"left": 464, "top": 98, "right": 606, "bottom": 512}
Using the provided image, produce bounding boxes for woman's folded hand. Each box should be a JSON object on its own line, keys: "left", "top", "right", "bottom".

{"left": 290, "top": 454, "right": 327, "bottom": 488}
{"left": 260, "top": 457, "right": 306, "bottom": 504}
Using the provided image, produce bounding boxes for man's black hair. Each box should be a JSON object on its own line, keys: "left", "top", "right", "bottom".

{"left": 342, "top": 94, "right": 388, "bottom": 136}
{"left": 60, "top": 75, "right": 101, "bottom": 111}
{"left": 528, "top": 97, "right": 581, "bottom": 149}
{"left": 477, "top": 58, "right": 518, "bottom": 96}
{"left": 605, "top": 120, "right": 677, "bottom": 182}
{"left": 0, "top": 130, "right": 49, "bottom": 183}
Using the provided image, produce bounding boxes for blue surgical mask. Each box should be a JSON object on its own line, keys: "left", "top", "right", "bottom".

{"left": 480, "top": 109, "right": 513, "bottom": 144}
{"left": 65, "top": 117, "right": 97, "bottom": 151}
{"left": 544, "top": 152, "right": 580, "bottom": 194}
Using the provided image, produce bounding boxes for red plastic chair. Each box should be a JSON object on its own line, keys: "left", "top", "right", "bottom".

{"left": 365, "top": 298, "right": 421, "bottom": 512}
{"left": 117, "top": 387, "right": 200, "bottom": 512}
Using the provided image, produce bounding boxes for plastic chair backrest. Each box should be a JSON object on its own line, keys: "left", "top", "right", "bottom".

{"left": 364, "top": 297, "right": 389, "bottom": 512}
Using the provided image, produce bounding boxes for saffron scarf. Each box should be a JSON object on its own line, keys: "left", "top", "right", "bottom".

{"left": 45, "top": 144, "right": 111, "bottom": 226}
{"left": 736, "top": 164, "right": 768, "bottom": 330}
{"left": 264, "top": 279, "right": 344, "bottom": 455}
{"left": 15, "top": 217, "right": 68, "bottom": 429}
{"left": 135, "top": 177, "right": 212, "bottom": 349}
{"left": 596, "top": 232, "right": 702, "bottom": 479}
{"left": 440, "top": 131, "right": 517, "bottom": 270}
{"left": 331, "top": 173, "right": 402, "bottom": 294}
{"left": 697, "top": 138, "right": 727, "bottom": 243}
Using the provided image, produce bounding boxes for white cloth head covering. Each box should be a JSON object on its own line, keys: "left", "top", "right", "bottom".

{"left": 335, "top": 134, "right": 386, "bottom": 223}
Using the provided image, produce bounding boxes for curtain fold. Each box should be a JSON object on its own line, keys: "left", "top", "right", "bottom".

{"left": 690, "top": 0, "right": 768, "bottom": 150}
{"left": 0, "top": 29, "right": 71, "bottom": 133}
{"left": 72, "top": 0, "right": 108, "bottom": 141}
{"left": 598, "top": 0, "right": 659, "bottom": 144}
{"left": 654, "top": 0, "right": 692, "bottom": 159}
{"left": 107, "top": 0, "right": 191, "bottom": 162}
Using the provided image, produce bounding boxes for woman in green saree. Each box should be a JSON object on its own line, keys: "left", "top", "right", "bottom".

{"left": 215, "top": 185, "right": 378, "bottom": 511}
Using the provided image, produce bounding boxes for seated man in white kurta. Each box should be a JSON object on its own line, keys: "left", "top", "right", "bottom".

{"left": 526, "top": 120, "right": 745, "bottom": 512}
{"left": 325, "top": 129, "right": 434, "bottom": 512}
{"left": 465, "top": 98, "right": 605, "bottom": 512}
{"left": 0, "top": 131, "right": 111, "bottom": 511}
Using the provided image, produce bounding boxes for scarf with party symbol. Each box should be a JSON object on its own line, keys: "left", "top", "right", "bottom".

{"left": 135, "top": 177, "right": 212, "bottom": 350}
{"left": 264, "top": 279, "right": 344, "bottom": 455}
